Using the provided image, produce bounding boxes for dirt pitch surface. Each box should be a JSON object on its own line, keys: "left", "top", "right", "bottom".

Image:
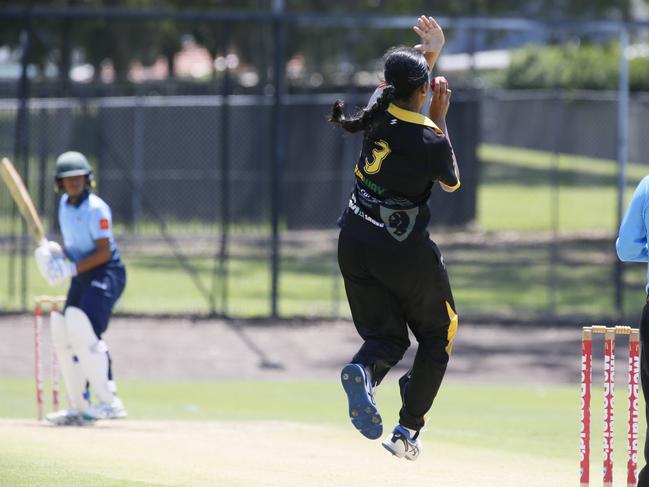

{"left": 0, "top": 418, "right": 574, "bottom": 487}
{"left": 0, "top": 315, "right": 588, "bottom": 383}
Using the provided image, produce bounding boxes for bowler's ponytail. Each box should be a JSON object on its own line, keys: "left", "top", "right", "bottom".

{"left": 329, "top": 84, "right": 396, "bottom": 134}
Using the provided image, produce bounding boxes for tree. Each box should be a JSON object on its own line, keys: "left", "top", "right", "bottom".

{"left": 0, "top": 0, "right": 640, "bottom": 93}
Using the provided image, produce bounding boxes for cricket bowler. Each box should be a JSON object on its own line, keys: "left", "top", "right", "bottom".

{"left": 330, "top": 16, "right": 460, "bottom": 460}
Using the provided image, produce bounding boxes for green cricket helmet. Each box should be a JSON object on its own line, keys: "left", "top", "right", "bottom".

{"left": 55, "top": 151, "right": 93, "bottom": 178}
{"left": 54, "top": 151, "right": 94, "bottom": 191}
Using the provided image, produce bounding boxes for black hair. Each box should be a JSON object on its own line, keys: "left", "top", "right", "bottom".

{"left": 329, "top": 47, "right": 429, "bottom": 134}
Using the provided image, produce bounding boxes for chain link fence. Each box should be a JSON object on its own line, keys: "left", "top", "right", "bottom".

{"left": 0, "top": 9, "right": 647, "bottom": 324}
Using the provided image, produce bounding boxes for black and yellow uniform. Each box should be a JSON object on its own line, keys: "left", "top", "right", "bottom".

{"left": 338, "top": 102, "right": 459, "bottom": 431}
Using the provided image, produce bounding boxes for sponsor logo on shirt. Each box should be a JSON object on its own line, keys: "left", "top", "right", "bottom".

{"left": 348, "top": 193, "right": 384, "bottom": 228}
{"left": 99, "top": 218, "right": 110, "bottom": 230}
{"left": 354, "top": 165, "right": 385, "bottom": 195}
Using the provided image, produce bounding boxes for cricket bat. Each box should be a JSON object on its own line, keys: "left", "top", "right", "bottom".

{"left": 1, "top": 157, "right": 47, "bottom": 245}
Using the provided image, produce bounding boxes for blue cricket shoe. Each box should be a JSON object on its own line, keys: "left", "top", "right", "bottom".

{"left": 340, "top": 363, "right": 382, "bottom": 440}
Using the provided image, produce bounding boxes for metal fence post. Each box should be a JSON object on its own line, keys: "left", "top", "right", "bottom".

{"left": 14, "top": 16, "right": 33, "bottom": 312}
{"left": 210, "top": 23, "right": 232, "bottom": 316}
{"left": 37, "top": 108, "right": 48, "bottom": 217}
{"left": 270, "top": 0, "right": 285, "bottom": 318}
{"left": 132, "top": 96, "right": 144, "bottom": 228}
{"left": 615, "top": 27, "right": 630, "bottom": 314}
{"left": 548, "top": 91, "right": 563, "bottom": 317}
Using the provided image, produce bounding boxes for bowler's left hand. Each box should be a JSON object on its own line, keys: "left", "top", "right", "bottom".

{"left": 413, "top": 16, "right": 445, "bottom": 53}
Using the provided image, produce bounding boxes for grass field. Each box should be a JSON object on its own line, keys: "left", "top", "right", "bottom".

{"left": 0, "top": 253, "right": 343, "bottom": 316}
{"left": 477, "top": 144, "right": 645, "bottom": 231}
{"left": 0, "top": 379, "right": 644, "bottom": 487}
{"left": 0, "top": 377, "right": 643, "bottom": 486}
{"left": 2, "top": 246, "right": 645, "bottom": 319}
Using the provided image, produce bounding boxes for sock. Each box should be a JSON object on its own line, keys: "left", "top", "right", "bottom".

{"left": 364, "top": 365, "right": 374, "bottom": 385}
{"left": 401, "top": 425, "right": 418, "bottom": 439}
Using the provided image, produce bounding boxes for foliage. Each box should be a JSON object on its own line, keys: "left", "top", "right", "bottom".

{"left": 0, "top": 0, "right": 637, "bottom": 89}
{"left": 505, "top": 43, "right": 614, "bottom": 90}
{"left": 630, "top": 53, "right": 649, "bottom": 91}
{"left": 503, "top": 41, "right": 649, "bottom": 91}
{"left": 283, "top": 0, "right": 631, "bottom": 18}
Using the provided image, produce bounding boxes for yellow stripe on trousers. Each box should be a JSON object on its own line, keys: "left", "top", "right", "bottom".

{"left": 445, "top": 301, "right": 458, "bottom": 356}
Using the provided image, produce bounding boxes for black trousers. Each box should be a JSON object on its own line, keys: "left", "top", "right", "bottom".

{"left": 638, "top": 300, "right": 649, "bottom": 486}
{"left": 337, "top": 229, "right": 458, "bottom": 431}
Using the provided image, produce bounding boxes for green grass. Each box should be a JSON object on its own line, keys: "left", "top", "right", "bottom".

{"left": 0, "top": 377, "right": 643, "bottom": 468}
{"left": 0, "top": 252, "right": 347, "bottom": 316}
{"left": 1, "top": 240, "right": 644, "bottom": 319}
{"left": 0, "top": 461, "right": 158, "bottom": 487}
{"left": 479, "top": 144, "right": 649, "bottom": 182}
{"left": 450, "top": 250, "right": 648, "bottom": 316}
{"left": 478, "top": 144, "right": 645, "bottom": 232}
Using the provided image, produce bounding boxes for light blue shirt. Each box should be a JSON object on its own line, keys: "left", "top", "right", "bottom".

{"left": 616, "top": 175, "right": 649, "bottom": 292}
{"left": 58, "top": 191, "right": 119, "bottom": 264}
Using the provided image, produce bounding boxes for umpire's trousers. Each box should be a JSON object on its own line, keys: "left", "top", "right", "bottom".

{"left": 337, "top": 229, "right": 458, "bottom": 432}
{"left": 638, "top": 298, "right": 649, "bottom": 486}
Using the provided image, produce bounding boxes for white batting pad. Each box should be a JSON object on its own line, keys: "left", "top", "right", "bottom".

{"left": 64, "top": 307, "right": 114, "bottom": 404}
{"left": 50, "top": 311, "right": 89, "bottom": 411}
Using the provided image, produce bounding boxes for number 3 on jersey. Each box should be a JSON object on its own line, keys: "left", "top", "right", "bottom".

{"left": 364, "top": 140, "right": 391, "bottom": 175}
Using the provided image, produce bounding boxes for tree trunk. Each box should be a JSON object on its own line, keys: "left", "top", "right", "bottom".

{"left": 166, "top": 51, "right": 175, "bottom": 80}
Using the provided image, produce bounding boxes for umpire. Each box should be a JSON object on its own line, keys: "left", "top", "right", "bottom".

{"left": 331, "top": 16, "right": 460, "bottom": 461}
{"left": 616, "top": 175, "right": 649, "bottom": 486}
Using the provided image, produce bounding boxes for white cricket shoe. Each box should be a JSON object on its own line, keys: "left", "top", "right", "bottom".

{"left": 382, "top": 424, "right": 421, "bottom": 461}
{"left": 82, "top": 397, "right": 128, "bottom": 421}
{"left": 45, "top": 408, "right": 94, "bottom": 426}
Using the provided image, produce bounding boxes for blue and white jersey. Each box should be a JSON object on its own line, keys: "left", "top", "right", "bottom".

{"left": 617, "top": 175, "right": 649, "bottom": 292}
{"left": 58, "top": 191, "right": 120, "bottom": 264}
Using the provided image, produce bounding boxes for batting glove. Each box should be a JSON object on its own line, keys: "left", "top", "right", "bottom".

{"left": 46, "top": 257, "right": 77, "bottom": 286}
